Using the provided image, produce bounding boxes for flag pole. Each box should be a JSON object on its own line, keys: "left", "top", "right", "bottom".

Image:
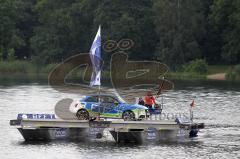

{"left": 99, "top": 25, "right": 101, "bottom": 99}
{"left": 190, "top": 100, "right": 194, "bottom": 123}
{"left": 89, "top": 25, "right": 101, "bottom": 120}
{"left": 156, "top": 77, "right": 165, "bottom": 111}
{"left": 97, "top": 84, "right": 100, "bottom": 121}
{"left": 98, "top": 25, "right": 102, "bottom": 106}
{"left": 97, "top": 25, "right": 101, "bottom": 121}
{"left": 190, "top": 107, "right": 193, "bottom": 122}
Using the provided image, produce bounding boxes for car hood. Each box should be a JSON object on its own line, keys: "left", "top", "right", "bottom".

{"left": 119, "top": 103, "right": 147, "bottom": 110}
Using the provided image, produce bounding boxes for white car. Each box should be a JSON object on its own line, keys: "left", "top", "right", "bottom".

{"left": 69, "top": 94, "right": 148, "bottom": 120}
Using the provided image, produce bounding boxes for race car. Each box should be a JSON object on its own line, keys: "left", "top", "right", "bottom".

{"left": 69, "top": 94, "right": 148, "bottom": 120}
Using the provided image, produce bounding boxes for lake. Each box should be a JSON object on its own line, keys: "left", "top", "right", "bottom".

{"left": 1, "top": 80, "right": 240, "bottom": 159}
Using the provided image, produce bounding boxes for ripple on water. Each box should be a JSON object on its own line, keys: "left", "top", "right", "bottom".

{"left": 0, "top": 84, "right": 240, "bottom": 159}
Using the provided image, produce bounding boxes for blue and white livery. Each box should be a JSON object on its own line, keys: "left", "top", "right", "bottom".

{"left": 69, "top": 94, "right": 148, "bottom": 120}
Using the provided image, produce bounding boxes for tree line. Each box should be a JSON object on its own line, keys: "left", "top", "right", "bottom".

{"left": 1, "top": 0, "right": 240, "bottom": 68}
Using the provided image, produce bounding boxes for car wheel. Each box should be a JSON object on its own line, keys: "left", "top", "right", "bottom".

{"left": 122, "top": 111, "right": 135, "bottom": 121}
{"left": 76, "top": 109, "right": 89, "bottom": 120}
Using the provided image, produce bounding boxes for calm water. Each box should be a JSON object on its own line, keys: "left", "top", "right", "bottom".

{"left": 1, "top": 80, "right": 240, "bottom": 159}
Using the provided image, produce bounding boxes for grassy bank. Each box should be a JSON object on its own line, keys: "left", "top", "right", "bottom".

{"left": 166, "top": 72, "right": 206, "bottom": 80}
{"left": 0, "top": 61, "right": 58, "bottom": 74}
{"left": 0, "top": 61, "right": 237, "bottom": 82}
{"left": 208, "top": 65, "right": 230, "bottom": 74}
{"left": 0, "top": 61, "right": 57, "bottom": 82}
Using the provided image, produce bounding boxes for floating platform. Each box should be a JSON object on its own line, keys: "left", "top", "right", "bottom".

{"left": 10, "top": 116, "right": 204, "bottom": 143}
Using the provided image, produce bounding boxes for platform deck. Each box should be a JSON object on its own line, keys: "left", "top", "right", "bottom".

{"left": 10, "top": 119, "right": 204, "bottom": 131}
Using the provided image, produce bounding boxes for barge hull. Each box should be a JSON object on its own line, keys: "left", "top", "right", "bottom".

{"left": 18, "top": 128, "right": 90, "bottom": 141}
{"left": 11, "top": 119, "right": 204, "bottom": 143}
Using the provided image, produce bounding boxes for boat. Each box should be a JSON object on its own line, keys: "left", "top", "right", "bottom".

{"left": 9, "top": 27, "right": 204, "bottom": 143}
{"left": 10, "top": 112, "right": 204, "bottom": 143}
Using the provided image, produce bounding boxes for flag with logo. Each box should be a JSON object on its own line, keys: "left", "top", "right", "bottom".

{"left": 89, "top": 26, "right": 101, "bottom": 86}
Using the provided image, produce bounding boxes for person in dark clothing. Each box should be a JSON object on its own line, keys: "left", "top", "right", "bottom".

{"left": 138, "top": 97, "right": 145, "bottom": 105}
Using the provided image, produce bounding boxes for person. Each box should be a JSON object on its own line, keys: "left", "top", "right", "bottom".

{"left": 138, "top": 97, "right": 144, "bottom": 105}
{"left": 144, "top": 91, "right": 156, "bottom": 109}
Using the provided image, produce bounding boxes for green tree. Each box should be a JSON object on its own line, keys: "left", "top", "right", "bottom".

{"left": 30, "top": 0, "right": 157, "bottom": 65}
{"left": 30, "top": 0, "right": 99, "bottom": 64}
{"left": 3, "top": 0, "right": 236, "bottom": 67}
{"left": 153, "top": 0, "right": 206, "bottom": 69}
{"left": 221, "top": 0, "right": 240, "bottom": 63}
{"left": 93, "top": 0, "right": 157, "bottom": 63}
{"left": 15, "top": 0, "right": 38, "bottom": 60}
{"left": 200, "top": 0, "right": 223, "bottom": 64}
{"left": 209, "top": 0, "right": 240, "bottom": 64}
{"left": 0, "top": 0, "right": 24, "bottom": 60}
{"left": 183, "top": 59, "right": 208, "bottom": 74}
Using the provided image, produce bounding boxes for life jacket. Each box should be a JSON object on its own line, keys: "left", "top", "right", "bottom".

{"left": 144, "top": 96, "right": 155, "bottom": 105}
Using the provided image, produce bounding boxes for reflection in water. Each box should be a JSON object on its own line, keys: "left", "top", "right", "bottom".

{"left": 0, "top": 81, "right": 240, "bottom": 158}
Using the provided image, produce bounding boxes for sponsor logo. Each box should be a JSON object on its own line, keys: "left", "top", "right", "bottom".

{"left": 55, "top": 128, "right": 67, "bottom": 137}
{"left": 146, "top": 127, "right": 157, "bottom": 140}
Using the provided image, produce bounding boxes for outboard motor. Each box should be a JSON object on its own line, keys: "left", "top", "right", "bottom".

{"left": 189, "top": 129, "right": 199, "bottom": 137}
{"left": 175, "top": 117, "right": 199, "bottom": 137}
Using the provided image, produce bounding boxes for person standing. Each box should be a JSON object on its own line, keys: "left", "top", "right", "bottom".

{"left": 144, "top": 91, "right": 156, "bottom": 109}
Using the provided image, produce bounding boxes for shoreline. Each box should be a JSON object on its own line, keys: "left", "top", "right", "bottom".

{"left": 0, "top": 61, "right": 238, "bottom": 83}
{"left": 0, "top": 72, "right": 233, "bottom": 84}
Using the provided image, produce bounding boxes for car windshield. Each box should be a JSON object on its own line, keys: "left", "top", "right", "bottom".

{"left": 115, "top": 95, "right": 126, "bottom": 103}
{"left": 85, "top": 96, "right": 98, "bottom": 102}
{"left": 101, "top": 96, "right": 118, "bottom": 103}
{"left": 85, "top": 95, "right": 125, "bottom": 104}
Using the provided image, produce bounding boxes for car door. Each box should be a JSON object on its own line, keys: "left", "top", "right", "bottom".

{"left": 88, "top": 96, "right": 111, "bottom": 114}
{"left": 101, "top": 96, "right": 120, "bottom": 117}
{"left": 85, "top": 96, "right": 103, "bottom": 113}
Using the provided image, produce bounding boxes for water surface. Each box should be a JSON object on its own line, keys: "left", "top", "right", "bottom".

{"left": 1, "top": 80, "right": 240, "bottom": 159}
